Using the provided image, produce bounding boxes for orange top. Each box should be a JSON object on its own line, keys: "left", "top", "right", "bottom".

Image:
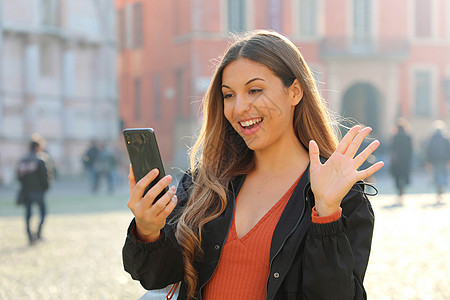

{"left": 312, "top": 206, "right": 342, "bottom": 224}
{"left": 203, "top": 175, "right": 301, "bottom": 300}
{"left": 202, "top": 173, "right": 342, "bottom": 299}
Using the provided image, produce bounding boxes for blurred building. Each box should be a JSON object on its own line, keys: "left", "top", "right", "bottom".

{"left": 116, "top": 0, "right": 450, "bottom": 170}
{"left": 0, "top": 0, "right": 118, "bottom": 183}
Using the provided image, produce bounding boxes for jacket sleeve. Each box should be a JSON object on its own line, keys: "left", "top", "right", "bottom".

{"left": 122, "top": 172, "right": 193, "bottom": 290}
{"left": 302, "top": 183, "right": 374, "bottom": 299}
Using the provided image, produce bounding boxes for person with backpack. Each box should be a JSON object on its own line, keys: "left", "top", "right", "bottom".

{"left": 17, "top": 140, "right": 49, "bottom": 245}
{"left": 426, "top": 120, "right": 450, "bottom": 204}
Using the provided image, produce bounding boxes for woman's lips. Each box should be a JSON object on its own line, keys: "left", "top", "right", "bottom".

{"left": 239, "top": 117, "right": 263, "bottom": 135}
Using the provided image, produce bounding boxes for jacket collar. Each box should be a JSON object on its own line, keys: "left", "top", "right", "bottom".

{"left": 270, "top": 164, "right": 311, "bottom": 258}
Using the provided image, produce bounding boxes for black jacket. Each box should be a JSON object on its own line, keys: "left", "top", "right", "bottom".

{"left": 17, "top": 152, "right": 49, "bottom": 192}
{"left": 123, "top": 165, "right": 374, "bottom": 299}
{"left": 390, "top": 131, "right": 413, "bottom": 178}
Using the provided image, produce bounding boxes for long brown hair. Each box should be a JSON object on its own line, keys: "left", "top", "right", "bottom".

{"left": 175, "top": 30, "right": 339, "bottom": 299}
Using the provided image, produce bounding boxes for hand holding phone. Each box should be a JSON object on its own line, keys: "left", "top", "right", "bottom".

{"left": 123, "top": 128, "right": 168, "bottom": 203}
{"left": 124, "top": 128, "right": 179, "bottom": 242}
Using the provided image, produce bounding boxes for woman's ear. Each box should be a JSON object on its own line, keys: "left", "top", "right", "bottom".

{"left": 288, "top": 79, "right": 303, "bottom": 106}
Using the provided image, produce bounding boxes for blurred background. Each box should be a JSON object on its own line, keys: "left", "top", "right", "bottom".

{"left": 0, "top": 0, "right": 449, "bottom": 299}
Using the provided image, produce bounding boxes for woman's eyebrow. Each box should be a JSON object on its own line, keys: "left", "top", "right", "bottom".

{"left": 245, "top": 78, "right": 265, "bottom": 85}
{"left": 222, "top": 78, "right": 265, "bottom": 89}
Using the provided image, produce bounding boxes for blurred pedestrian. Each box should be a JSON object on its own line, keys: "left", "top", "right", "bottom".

{"left": 93, "top": 142, "right": 117, "bottom": 194}
{"left": 389, "top": 118, "right": 413, "bottom": 204}
{"left": 17, "top": 140, "right": 50, "bottom": 245}
{"left": 32, "top": 133, "right": 56, "bottom": 183}
{"left": 426, "top": 120, "right": 450, "bottom": 204}
{"left": 82, "top": 140, "right": 100, "bottom": 193}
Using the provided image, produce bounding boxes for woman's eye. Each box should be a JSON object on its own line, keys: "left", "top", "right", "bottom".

{"left": 223, "top": 93, "right": 233, "bottom": 99}
{"left": 249, "top": 89, "right": 262, "bottom": 94}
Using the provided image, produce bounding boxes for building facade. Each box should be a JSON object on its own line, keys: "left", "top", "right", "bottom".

{"left": 116, "top": 0, "right": 450, "bottom": 170}
{"left": 0, "top": 0, "right": 118, "bottom": 184}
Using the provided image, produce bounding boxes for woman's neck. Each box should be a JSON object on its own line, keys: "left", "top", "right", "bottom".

{"left": 253, "top": 134, "right": 309, "bottom": 176}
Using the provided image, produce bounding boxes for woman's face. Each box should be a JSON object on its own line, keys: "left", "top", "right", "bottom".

{"left": 221, "top": 58, "right": 302, "bottom": 152}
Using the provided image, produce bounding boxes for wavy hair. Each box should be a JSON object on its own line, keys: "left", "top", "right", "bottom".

{"left": 175, "top": 30, "right": 339, "bottom": 299}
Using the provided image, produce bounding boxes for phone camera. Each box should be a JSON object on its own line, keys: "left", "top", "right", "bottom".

{"left": 126, "top": 136, "right": 131, "bottom": 144}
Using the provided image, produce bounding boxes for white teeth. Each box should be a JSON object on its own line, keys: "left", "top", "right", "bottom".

{"left": 240, "top": 118, "right": 262, "bottom": 127}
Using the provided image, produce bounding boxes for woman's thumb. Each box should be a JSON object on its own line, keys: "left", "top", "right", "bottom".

{"left": 309, "top": 140, "right": 321, "bottom": 167}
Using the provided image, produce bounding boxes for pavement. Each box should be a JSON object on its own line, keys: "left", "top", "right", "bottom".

{"left": 0, "top": 171, "right": 449, "bottom": 299}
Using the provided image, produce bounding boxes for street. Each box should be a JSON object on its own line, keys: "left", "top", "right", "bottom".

{"left": 0, "top": 172, "right": 449, "bottom": 299}
{"left": 365, "top": 192, "right": 449, "bottom": 300}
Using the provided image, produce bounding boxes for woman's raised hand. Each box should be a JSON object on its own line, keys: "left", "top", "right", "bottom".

{"left": 127, "top": 165, "right": 177, "bottom": 242}
{"left": 308, "top": 125, "right": 384, "bottom": 217}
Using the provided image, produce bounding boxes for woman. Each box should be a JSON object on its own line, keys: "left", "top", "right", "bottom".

{"left": 123, "top": 30, "right": 383, "bottom": 299}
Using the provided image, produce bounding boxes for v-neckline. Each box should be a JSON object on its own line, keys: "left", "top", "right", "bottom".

{"left": 231, "top": 172, "right": 302, "bottom": 240}
{"left": 232, "top": 194, "right": 286, "bottom": 240}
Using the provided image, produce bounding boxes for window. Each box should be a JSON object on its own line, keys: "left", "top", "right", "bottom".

{"left": 75, "top": 47, "right": 94, "bottom": 96}
{"left": 41, "top": 0, "right": 60, "bottom": 27}
{"left": 299, "top": 0, "right": 318, "bottom": 37}
{"left": 121, "top": 3, "right": 143, "bottom": 50}
{"left": 117, "top": 9, "right": 125, "bottom": 51}
{"left": 414, "top": 0, "right": 432, "bottom": 38}
{"left": 176, "top": 68, "right": 185, "bottom": 117}
{"left": 444, "top": 78, "right": 450, "bottom": 106}
{"left": 124, "top": 4, "right": 133, "bottom": 49}
{"left": 133, "top": 3, "right": 143, "bottom": 48}
{"left": 39, "top": 38, "right": 56, "bottom": 77}
{"left": 228, "top": 0, "right": 246, "bottom": 32}
{"left": 153, "top": 75, "right": 162, "bottom": 119}
{"left": 448, "top": 0, "right": 450, "bottom": 39}
{"left": 135, "top": 79, "right": 142, "bottom": 120}
{"left": 267, "top": 0, "right": 282, "bottom": 32}
{"left": 353, "top": 0, "right": 371, "bottom": 41}
{"left": 414, "top": 71, "right": 432, "bottom": 116}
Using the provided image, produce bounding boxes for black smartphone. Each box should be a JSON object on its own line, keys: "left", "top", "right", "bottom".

{"left": 123, "top": 128, "right": 168, "bottom": 202}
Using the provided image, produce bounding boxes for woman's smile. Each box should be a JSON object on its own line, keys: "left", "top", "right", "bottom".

{"left": 239, "top": 117, "right": 264, "bottom": 135}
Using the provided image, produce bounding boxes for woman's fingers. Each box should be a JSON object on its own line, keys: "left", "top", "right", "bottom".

{"left": 345, "top": 127, "right": 372, "bottom": 158}
{"left": 151, "top": 186, "right": 178, "bottom": 219}
{"left": 136, "top": 186, "right": 178, "bottom": 235}
{"left": 142, "top": 174, "right": 173, "bottom": 207}
{"left": 354, "top": 140, "right": 381, "bottom": 168}
{"left": 128, "top": 165, "right": 136, "bottom": 197}
{"left": 357, "top": 161, "right": 385, "bottom": 181}
{"left": 160, "top": 194, "right": 178, "bottom": 219}
{"left": 126, "top": 168, "right": 179, "bottom": 239}
{"left": 335, "top": 125, "right": 361, "bottom": 154}
{"left": 128, "top": 168, "right": 160, "bottom": 208}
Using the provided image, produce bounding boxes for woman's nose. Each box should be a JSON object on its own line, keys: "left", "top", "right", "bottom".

{"left": 234, "top": 94, "right": 252, "bottom": 115}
